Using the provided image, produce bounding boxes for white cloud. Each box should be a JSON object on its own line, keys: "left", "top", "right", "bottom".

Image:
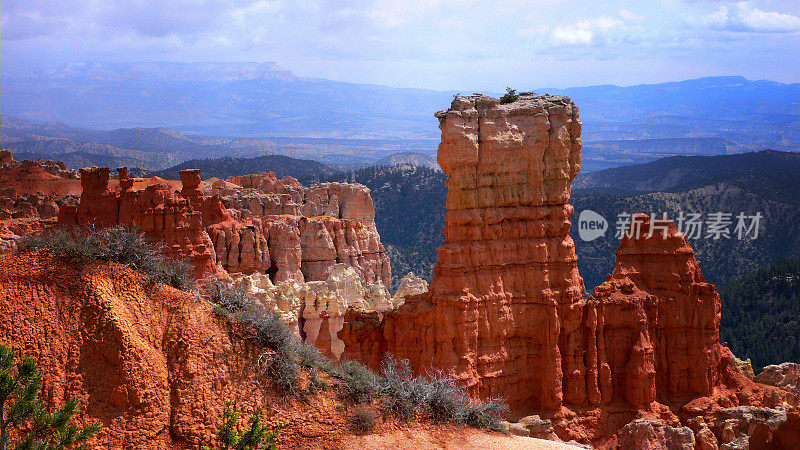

{"left": 2, "top": 0, "right": 799, "bottom": 89}
{"left": 551, "top": 17, "right": 625, "bottom": 46}
{"left": 704, "top": 1, "right": 800, "bottom": 33}
{"left": 619, "top": 9, "right": 643, "bottom": 21}
{"left": 521, "top": 9, "right": 646, "bottom": 49}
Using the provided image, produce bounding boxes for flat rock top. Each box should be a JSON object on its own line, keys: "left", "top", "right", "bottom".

{"left": 436, "top": 93, "right": 574, "bottom": 118}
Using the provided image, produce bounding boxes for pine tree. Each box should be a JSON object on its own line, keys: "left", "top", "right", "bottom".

{"left": 0, "top": 343, "right": 100, "bottom": 450}
{"left": 203, "top": 401, "right": 278, "bottom": 450}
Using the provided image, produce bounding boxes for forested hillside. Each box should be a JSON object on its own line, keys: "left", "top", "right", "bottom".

{"left": 573, "top": 149, "right": 800, "bottom": 195}
{"left": 152, "top": 154, "right": 339, "bottom": 183}
{"left": 571, "top": 172, "right": 800, "bottom": 290}
{"left": 720, "top": 258, "right": 800, "bottom": 371}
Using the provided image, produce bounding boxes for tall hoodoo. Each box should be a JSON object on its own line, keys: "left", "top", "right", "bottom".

{"left": 382, "top": 94, "right": 585, "bottom": 410}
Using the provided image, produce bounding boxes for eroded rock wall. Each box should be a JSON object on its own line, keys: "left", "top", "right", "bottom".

{"left": 336, "top": 95, "right": 797, "bottom": 443}
{"left": 58, "top": 167, "right": 226, "bottom": 277}
{"left": 56, "top": 166, "right": 391, "bottom": 287}
{"left": 0, "top": 149, "right": 79, "bottom": 179}
{"left": 586, "top": 215, "right": 731, "bottom": 409}
{"left": 233, "top": 263, "right": 396, "bottom": 360}
{"left": 212, "top": 171, "right": 390, "bottom": 287}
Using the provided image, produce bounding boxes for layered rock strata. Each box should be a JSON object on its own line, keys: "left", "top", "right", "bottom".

{"left": 211, "top": 171, "right": 390, "bottom": 287}
{"left": 585, "top": 215, "right": 731, "bottom": 409}
{"left": 375, "top": 94, "right": 585, "bottom": 410}
{"left": 56, "top": 167, "right": 391, "bottom": 289}
{"left": 58, "top": 167, "right": 226, "bottom": 276}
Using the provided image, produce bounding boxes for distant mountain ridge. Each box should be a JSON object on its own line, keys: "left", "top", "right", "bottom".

{"left": 151, "top": 154, "right": 339, "bottom": 183}
{"left": 1, "top": 115, "right": 230, "bottom": 169}
{"left": 573, "top": 149, "right": 800, "bottom": 194}
{"left": 43, "top": 62, "right": 296, "bottom": 82}
{"left": 3, "top": 63, "right": 799, "bottom": 152}
{"left": 1, "top": 113, "right": 443, "bottom": 171}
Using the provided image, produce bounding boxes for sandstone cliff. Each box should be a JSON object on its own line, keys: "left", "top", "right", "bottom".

{"left": 232, "top": 263, "right": 395, "bottom": 360}
{"left": 58, "top": 167, "right": 225, "bottom": 276}
{"left": 211, "top": 171, "right": 390, "bottom": 287}
{"left": 379, "top": 94, "right": 586, "bottom": 411}
{"left": 587, "top": 215, "right": 731, "bottom": 409}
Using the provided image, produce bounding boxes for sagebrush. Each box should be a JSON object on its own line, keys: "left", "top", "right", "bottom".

{"left": 19, "top": 226, "right": 194, "bottom": 290}
{"left": 207, "top": 281, "right": 507, "bottom": 432}
{"left": 348, "top": 405, "right": 377, "bottom": 434}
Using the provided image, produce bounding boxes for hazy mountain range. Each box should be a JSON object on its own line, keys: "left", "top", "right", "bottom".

{"left": 2, "top": 62, "right": 799, "bottom": 169}
{"left": 0, "top": 113, "right": 438, "bottom": 170}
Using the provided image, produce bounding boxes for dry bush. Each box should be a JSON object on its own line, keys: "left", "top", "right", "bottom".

{"left": 349, "top": 404, "right": 378, "bottom": 434}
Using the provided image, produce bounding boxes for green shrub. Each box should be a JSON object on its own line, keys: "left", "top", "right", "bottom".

{"left": 19, "top": 226, "right": 194, "bottom": 290}
{"left": 0, "top": 342, "right": 101, "bottom": 450}
{"left": 348, "top": 405, "right": 378, "bottom": 435}
{"left": 499, "top": 87, "right": 519, "bottom": 104}
{"left": 203, "top": 401, "right": 278, "bottom": 450}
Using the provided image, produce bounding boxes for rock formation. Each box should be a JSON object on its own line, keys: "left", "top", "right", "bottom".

{"left": 391, "top": 272, "right": 429, "bottom": 307}
{"left": 233, "top": 263, "right": 395, "bottom": 359}
{"left": 378, "top": 94, "right": 586, "bottom": 410}
{"left": 615, "top": 418, "right": 695, "bottom": 449}
{"left": 332, "top": 94, "right": 799, "bottom": 446}
{"left": 58, "top": 167, "right": 225, "bottom": 276}
{"left": 5, "top": 96, "right": 799, "bottom": 447}
{"left": 0, "top": 250, "right": 567, "bottom": 449}
{"left": 755, "top": 363, "right": 800, "bottom": 403}
{"left": 585, "top": 215, "right": 732, "bottom": 409}
{"left": 0, "top": 189, "right": 62, "bottom": 222}
{"left": 0, "top": 149, "right": 14, "bottom": 166}
{"left": 0, "top": 152, "right": 82, "bottom": 197}
{"left": 0, "top": 152, "right": 81, "bottom": 252}
{"left": 53, "top": 166, "right": 391, "bottom": 286}
{"left": 210, "top": 171, "right": 390, "bottom": 287}
{"left": 0, "top": 149, "right": 79, "bottom": 179}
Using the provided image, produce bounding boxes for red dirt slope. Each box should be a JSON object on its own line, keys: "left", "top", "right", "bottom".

{"left": 0, "top": 249, "right": 574, "bottom": 449}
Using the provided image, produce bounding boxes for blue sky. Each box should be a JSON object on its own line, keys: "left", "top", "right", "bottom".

{"left": 2, "top": 0, "right": 799, "bottom": 91}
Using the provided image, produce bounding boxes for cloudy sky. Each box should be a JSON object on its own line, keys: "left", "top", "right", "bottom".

{"left": 2, "top": 0, "right": 799, "bottom": 91}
